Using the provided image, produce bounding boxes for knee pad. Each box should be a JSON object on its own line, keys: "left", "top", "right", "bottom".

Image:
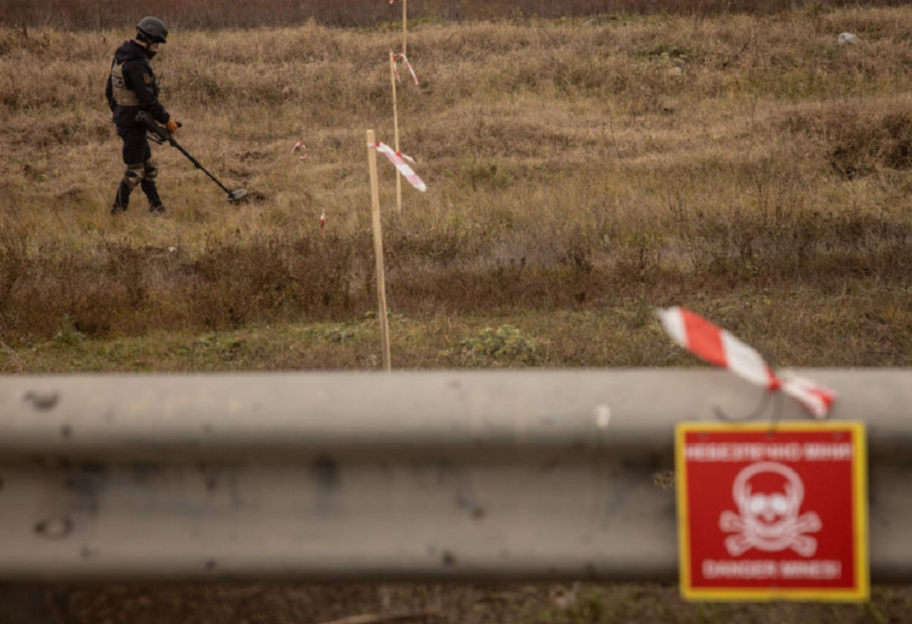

{"left": 122, "top": 164, "right": 145, "bottom": 189}
{"left": 143, "top": 158, "right": 159, "bottom": 180}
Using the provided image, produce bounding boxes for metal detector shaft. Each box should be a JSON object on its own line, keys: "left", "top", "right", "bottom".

{"left": 168, "top": 140, "right": 233, "bottom": 195}
{"left": 135, "top": 111, "right": 247, "bottom": 202}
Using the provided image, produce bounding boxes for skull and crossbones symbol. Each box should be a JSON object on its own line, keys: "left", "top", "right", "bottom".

{"left": 719, "top": 461, "right": 821, "bottom": 557}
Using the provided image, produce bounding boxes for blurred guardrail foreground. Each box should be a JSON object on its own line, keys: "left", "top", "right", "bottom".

{"left": 0, "top": 369, "right": 910, "bottom": 621}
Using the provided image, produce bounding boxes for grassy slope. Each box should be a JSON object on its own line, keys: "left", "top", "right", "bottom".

{"left": 2, "top": 6, "right": 912, "bottom": 622}
{"left": 2, "top": 6, "right": 912, "bottom": 370}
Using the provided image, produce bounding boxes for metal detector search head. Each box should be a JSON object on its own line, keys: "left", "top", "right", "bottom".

{"left": 228, "top": 188, "right": 248, "bottom": 203}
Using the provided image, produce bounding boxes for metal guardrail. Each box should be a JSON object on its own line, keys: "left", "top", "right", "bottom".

{"left": 0, "top": 369, "right": 909, "bottom": 583}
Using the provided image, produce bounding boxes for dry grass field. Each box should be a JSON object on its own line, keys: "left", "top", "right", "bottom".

{"left": 2, "top": 1, "right": 912, "bottom": 622}
{"left": 1, "top": 4, "right": 912, "bottom": 370}
{"left": 5, "top": 0, "right": 911, "bottom": 29}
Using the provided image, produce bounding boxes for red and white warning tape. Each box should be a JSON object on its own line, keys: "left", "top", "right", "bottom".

{"left": 292, "top": 140, "right": 308, "bottom": 159}
{"left": 392, "top": 53, "right": 419, "bottom": 85}
{"left": 370, "top": 142, "right": 427, "bottom": 192}
{"left": 657, "top": 306, "right": 836, "bottom": 419}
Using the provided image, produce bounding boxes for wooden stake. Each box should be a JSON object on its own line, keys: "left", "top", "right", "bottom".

{"left": 390, "top": 51, "right": 402, "bottom": 213}
{"left": 402, "top": 0, "right": 408, "bottom": 56}
{"left": 366, "top": 129, "right": 392, "bottom": 372}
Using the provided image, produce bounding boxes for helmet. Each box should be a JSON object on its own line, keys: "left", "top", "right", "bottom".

{"left": 136, "top": 16, "right": 168, "bottom": 44}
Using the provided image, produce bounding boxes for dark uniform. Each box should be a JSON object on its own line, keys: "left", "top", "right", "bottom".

{"left": 105, "top": 20, "right": 174, "bottom": 214}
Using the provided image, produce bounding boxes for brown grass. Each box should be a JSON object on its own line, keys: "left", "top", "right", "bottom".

{"left": 2, "top": 6, "right": 912, "bottom": 350}
{"left": 62, "top": 582, "right": 912, "bottom": 624}
{"left": 3, "top": 0, "right": 911, "bottom": 29}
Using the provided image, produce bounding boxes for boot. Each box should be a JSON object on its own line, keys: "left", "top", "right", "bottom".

{"left": 111, "top": 180, "right": 132, "bottom": 215}
{"left": 141, "top": 179, "right": 164, "bottom": 213}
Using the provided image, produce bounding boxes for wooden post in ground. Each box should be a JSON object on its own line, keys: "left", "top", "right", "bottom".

{"left": 389, "top": 51, "right": 403, "bottom": 213}
{"left": 402, "top": 0, "right": 408, "bottom": 56}
{"left": 366, "top": 129, "right": 392, "bottom": 372}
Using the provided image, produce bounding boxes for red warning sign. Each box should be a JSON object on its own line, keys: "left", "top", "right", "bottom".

{"left": 676, "top": 421, "right": 868, "bottom": 601}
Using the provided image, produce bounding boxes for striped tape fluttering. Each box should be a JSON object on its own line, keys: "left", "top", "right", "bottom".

{"left": 656, "top": 306, "right": 836, "bottom": 419}
{"left": 369, "top": 142, "right": 427, "bottom": 192}
{"left": 392, "top": 53, "right": 419, "bottom": 85}
{"left": 292, "top": 140, "right": 308, "bottom": 159}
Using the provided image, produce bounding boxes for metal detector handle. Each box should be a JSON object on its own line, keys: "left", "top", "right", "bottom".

{"left": 135, "top": 111, "right": 177, "bottom": 147}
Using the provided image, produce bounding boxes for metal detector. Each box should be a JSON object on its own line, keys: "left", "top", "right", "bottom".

{"left": 136, "top": 111, "right": 248, "bottom": 203}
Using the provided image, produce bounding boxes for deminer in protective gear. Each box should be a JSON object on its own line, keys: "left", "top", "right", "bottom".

{"left": 105, "top": 16, "right": 179, "bottom": 215}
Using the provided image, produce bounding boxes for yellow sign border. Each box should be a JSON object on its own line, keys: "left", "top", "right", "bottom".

{"left": 676, "top": 421, "right": 869, "bottom": 602}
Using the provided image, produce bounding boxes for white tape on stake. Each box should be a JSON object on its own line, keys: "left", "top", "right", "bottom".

{"left": 369, "top": 142, "right": 427, "bottom": 192}
{"left": 657, "top": 306, "right": 836, "bottom": 419}
{"left": 393, "top": 53, "right": 419, "bottom": 85}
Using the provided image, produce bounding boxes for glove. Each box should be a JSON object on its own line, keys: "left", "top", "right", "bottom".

{"left": 165, "top": 119, "right": 179, "bottom": 134}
